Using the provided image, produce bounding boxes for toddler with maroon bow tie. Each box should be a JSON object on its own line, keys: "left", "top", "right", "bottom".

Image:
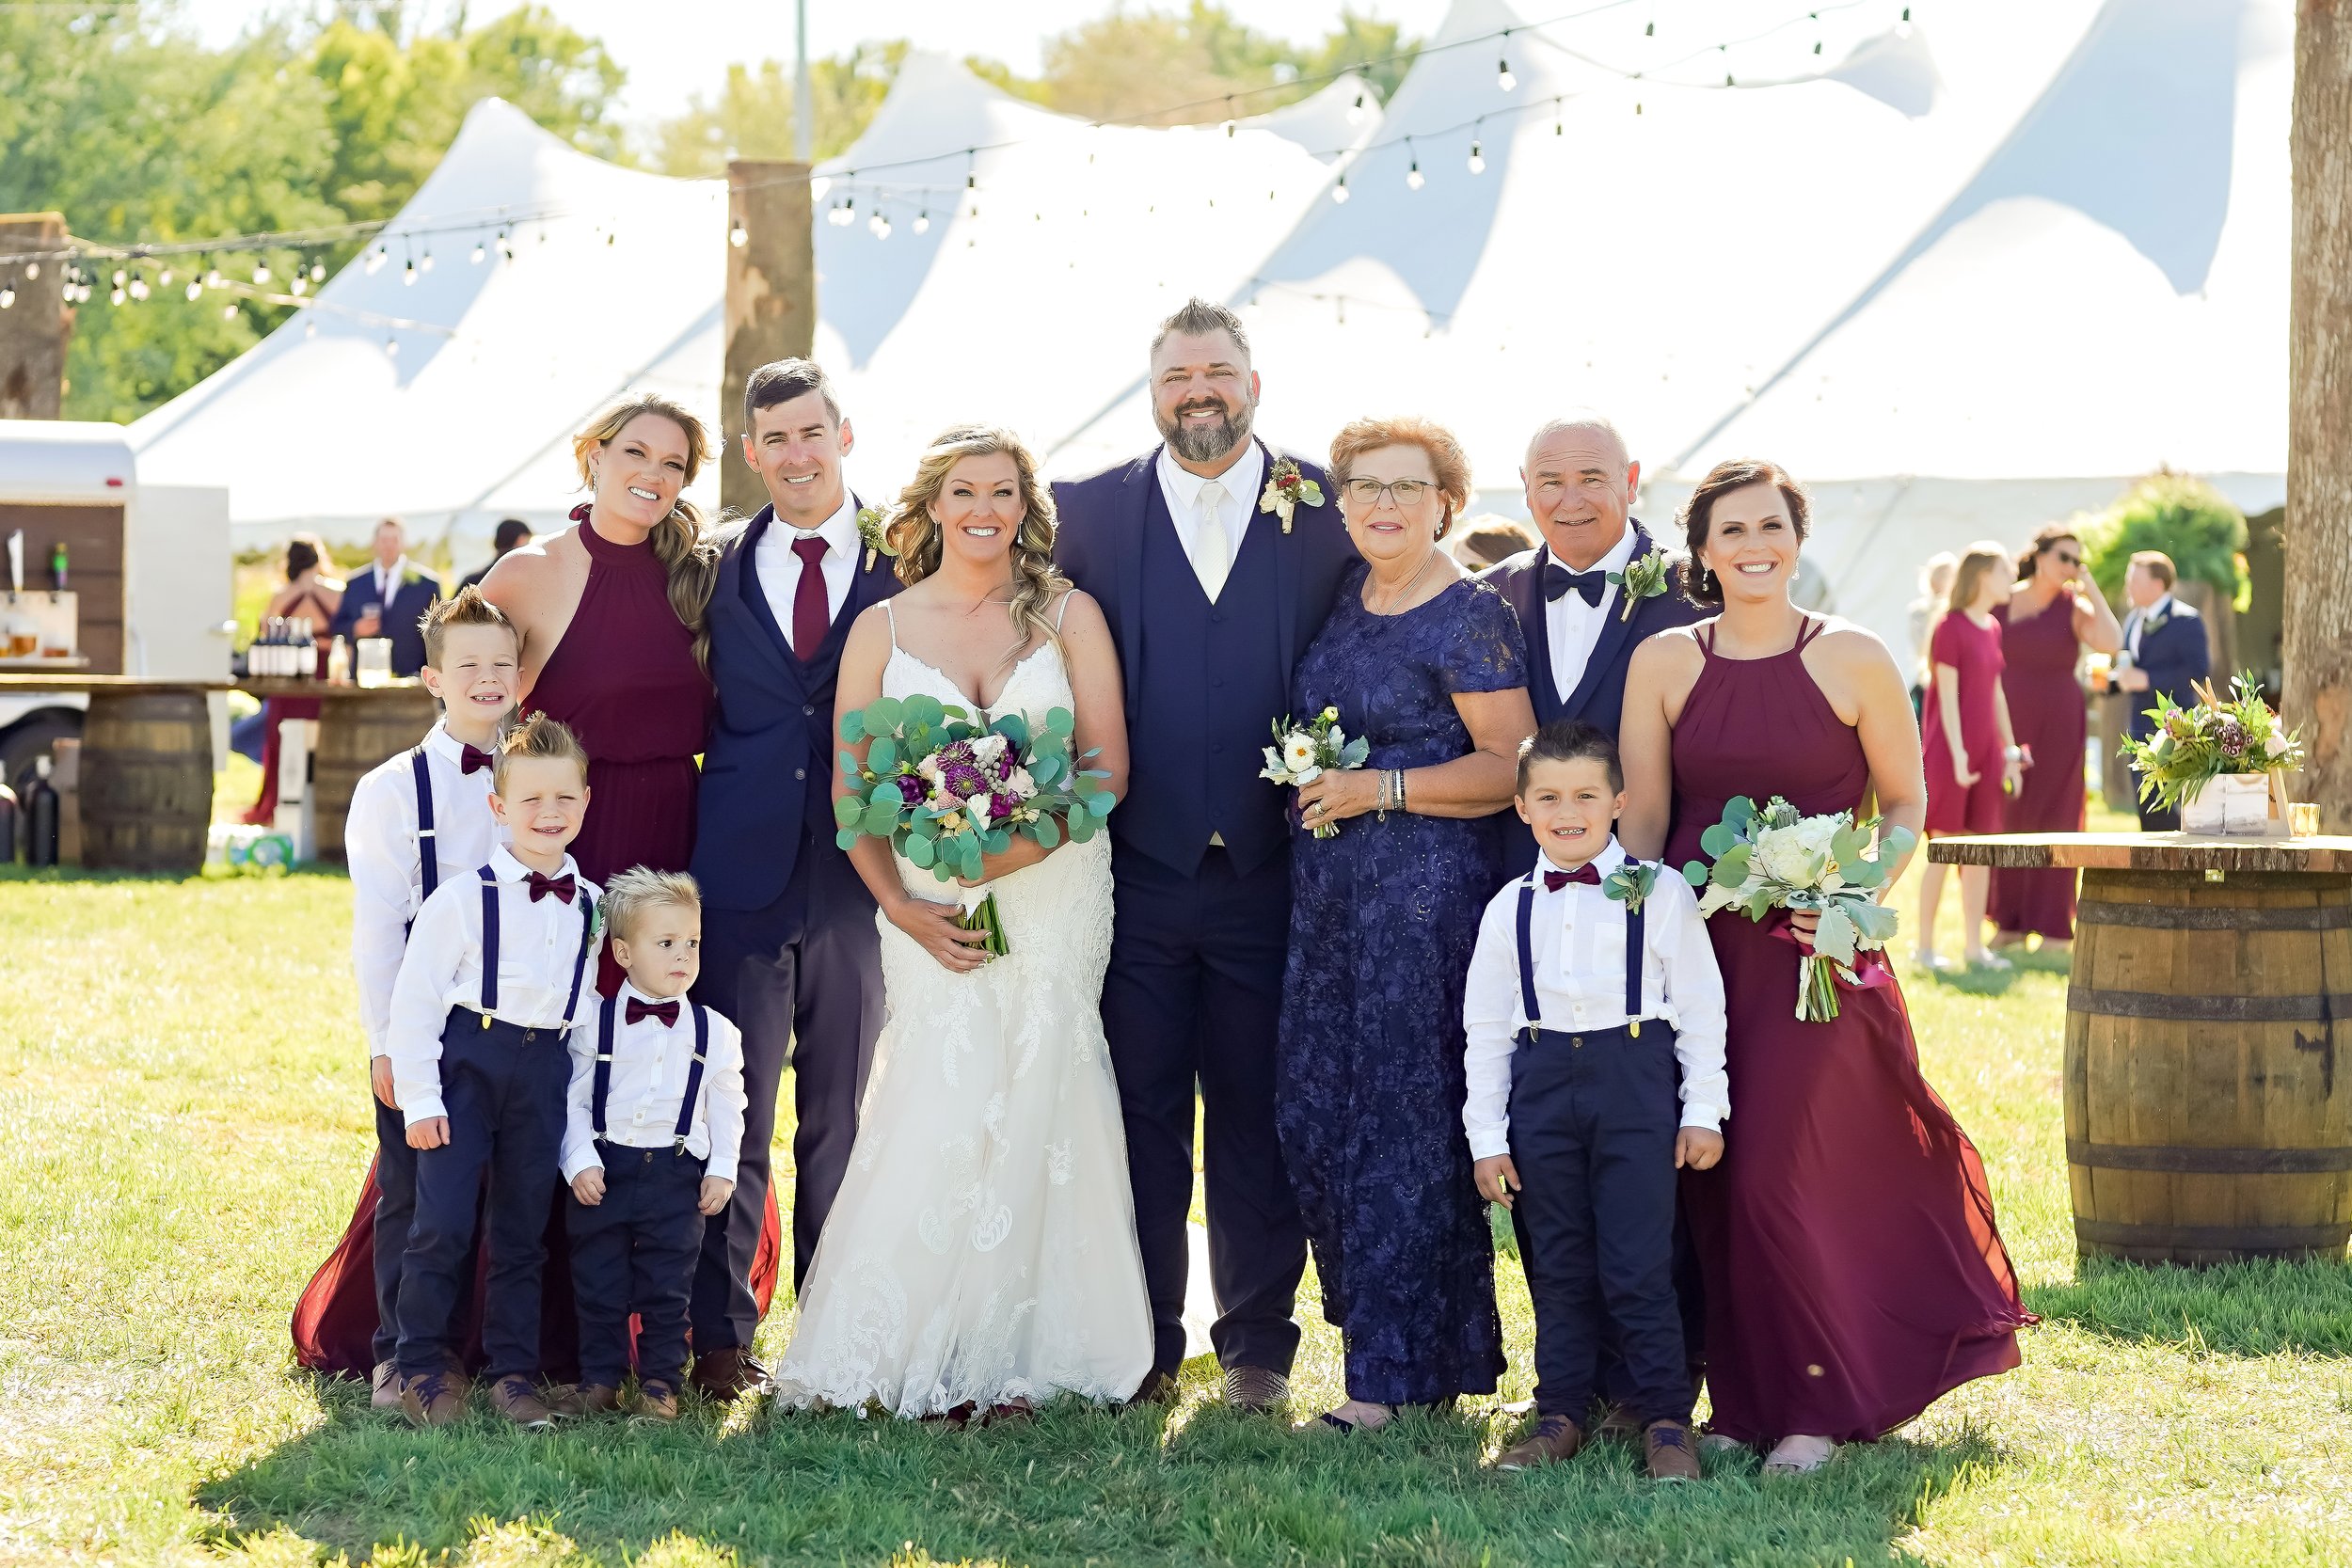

{"left": 1461, "top": 721, "right": 1728, "bottom": 1481}
{"left": 342, "top": 584, "right": 520, "bottom": 1409}
{"left": 560, "top": 867, "right": 746, "bottom": 1420}
{"left": 385, "top": 713, "right": 602, "bottom": 1428}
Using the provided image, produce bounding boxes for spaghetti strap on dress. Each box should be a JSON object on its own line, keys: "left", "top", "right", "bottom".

{"left": 1666, "top": 614, "right": 2030, "bottom": 1445}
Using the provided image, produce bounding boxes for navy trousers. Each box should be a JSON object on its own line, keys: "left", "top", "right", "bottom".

{"left": 370, "top": 1094, "right": 420, "bottom": 1367}
{"left": 1104, "top": 841, "right": 1306, "bottom": 1379}
{"left": 691, "top": 826, "right": 884, "bottom": 1338}
{"left": 395, "top": 1011, "right": 570, "bottom": 1380}
{"left": 1508, "top": 1023, "right": 1692, "bottom": 1425}
{"left": 568, "top": 1143, "right": 707, "bottom": 1389}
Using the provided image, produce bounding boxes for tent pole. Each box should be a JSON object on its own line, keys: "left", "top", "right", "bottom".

{"left": 795, "top": 0, "right": 813, "bottom": 163}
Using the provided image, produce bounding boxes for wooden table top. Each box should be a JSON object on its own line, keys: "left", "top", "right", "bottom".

{"left": 0, "top": 673, "right": 232, "bottom": 693}
{"left": 1930, "top": 832, "right": 2352, "bottom": 874}
{"left": 235, "top": 679, "right": 431, "bottom": 700}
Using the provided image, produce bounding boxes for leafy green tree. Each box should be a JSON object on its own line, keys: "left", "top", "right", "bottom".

{"left": 2082, "top": 471, "right": 2252, "bottom": 610}
{"left": 649, "top": 43, "right": 906, "bottom": 176}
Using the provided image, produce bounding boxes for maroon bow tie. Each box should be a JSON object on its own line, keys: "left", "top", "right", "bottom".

{"left": 526, "top": 870, "right": 576, "bottom": 904}
{"left": 1543, "top": 864, "right": 1602, "bottom": 892}
{"left": 627, "top": 996, "right": 680, "bottom": 1027}
{"left": 458, "top": 744, "right": 493, "bottom": 775}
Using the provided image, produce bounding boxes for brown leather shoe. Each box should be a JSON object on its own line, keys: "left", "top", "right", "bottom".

{"left": 1589, "top": 1401, "right": 1640, "bottom": 1442}
{"left": 689, "top": 1345, "right": 771, "bottom": 1403}
{"left": 1645, "top": 1418, "right": 1701, "bottom": 1481}
{"left": 631, "top": 1381, "right": 681, "bottom": 1422}
{"left": 399, "top": 1370, "right": 469, "bottom": 1428}
{"left": 539, "top": 1383, "right": 586, "bottom": 1420}
{"left": 1222, "top": 1365, "right": 1290, "bottom": 1414}
{"left": 487, "top": 1375, "right": 558, "bottom": 1429}
{"left": 1492, "top": 1413, "right": 1584, "bottom": 1472}
{"left": 371, "top": 1361, "right": 404, "bottom": 1412}
{"left": 576, "top": 1384, "right": 624, "bottom": 1415}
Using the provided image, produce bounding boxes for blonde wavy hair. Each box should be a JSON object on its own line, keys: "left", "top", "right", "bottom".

{"left": 570, "top": 392, "right": 723, "bottom": 667}
{"left": 886, "top": 424, "right": 1071, "bottom": 664}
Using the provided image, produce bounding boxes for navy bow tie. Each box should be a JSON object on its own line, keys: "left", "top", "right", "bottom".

{"left": 1543, "top": 864, "right": 1602, "bottom": 892}
{"left": 1543, "top": 562, "right": 1608, "bottom": 607}
{"left": 458, "top": 744, "right": 493, "bottom": 775}
{"left": 627, "top": 996, "right": 680, "bottom": 1027}
{"left": 526, "top": 870, "right": 576, "bottom": 904}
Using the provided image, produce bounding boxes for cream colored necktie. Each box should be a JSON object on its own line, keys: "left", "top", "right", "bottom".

{"left": 1193, "top": 479, "right": 1232, "bottom": 601}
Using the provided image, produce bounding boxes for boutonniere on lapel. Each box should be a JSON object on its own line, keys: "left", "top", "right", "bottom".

{"left": 1258, "top": 458, "right": 1326, "bottom": 534}
{"left": 1607, "top": 548, "right": 1671, "bottom": 622}
{"left": 2143, "top": 610, "right": 2169, "bottom": 637}
{"left": 854, "top": 507, "right": 898, "bottom": 572}
{"left": 1601, "top": 860, "right": 1660, "bottom": 1035}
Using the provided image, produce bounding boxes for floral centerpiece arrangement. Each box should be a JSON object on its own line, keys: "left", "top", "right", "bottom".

{"left": 1680, "top": 795, "right": 1915, "bottom": 1022}
{"left": 2120, "top": 673, "right": 2302, "bottom": 831}
{"left": 1260, "top": 706, "right": 1370, "bottom": 838}
{"left": 834, "top": 694, "right": 1113, "bottom": 954}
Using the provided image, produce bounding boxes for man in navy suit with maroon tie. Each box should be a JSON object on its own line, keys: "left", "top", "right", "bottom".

{"left": 687, "top": 359, "right": 900, "bottom": 1398}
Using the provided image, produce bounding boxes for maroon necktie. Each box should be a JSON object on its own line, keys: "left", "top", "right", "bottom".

{"left": 1543, "top": 864, "right": 1601, "bottom": 892}
{"left": 790, "top": 535, "right": 830, "bottom": 662}
{"left": 458, "top": 744, "right": 493, "bottom": 775}
{"left": 627, "top": 996, "right": 680, "bottom": 1027}
{"left": 526, "top": 870, "right": 576, "bottom": 904}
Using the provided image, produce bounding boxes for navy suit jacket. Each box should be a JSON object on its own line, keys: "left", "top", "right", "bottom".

{"left": 2124, "top": 597, "right": 2210, "bottom": 743}
{"left": 1481, "top": 521, "right": 1708, "bottom": 736}
{"left": 1053, "top": 439, "right": 1358, "bottom": 875}
{"left": 691, "top": 496, "right": 901, "bottom": 912}
{"left": 329, "top": 565, "right": 440, "bottom": 676}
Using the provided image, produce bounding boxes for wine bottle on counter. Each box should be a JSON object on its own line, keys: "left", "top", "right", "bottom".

{"left": 297, "top": 617, "right": 318, "bottom": 679}
{"left": 26, "top": 754, "right": 60, "bottom": 867}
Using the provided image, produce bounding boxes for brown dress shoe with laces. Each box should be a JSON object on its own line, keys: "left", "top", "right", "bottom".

{"left": 399, "top": 1370, "right": 470, "bottom": 1428}
{"left": 371, "top": 1361, "right": 404, "bottom": 1412}
{"left": 487, "top": 1375, "right": 558, "bottom": 1429}
{"left": 1222, "top": 1365, "right": 1291, "bottom": 1414}
{"left": 1492, "top": 1413, "right": 1585, "bottom": 1472}
{"left": 631, "top": 1382, "right": 682, "bottom": 1422}
{"left": 539, "top": 1383, "right": 587, "bottom": 1420}
{"left": 1645, "top": 1418, "right": 1702, "bottom": 1482}
{"left": 689, "top": 1346, "right": 771, "bottom": 1403}
{"left": 576, "top": 1384, "right": 624, "bottom": 1415}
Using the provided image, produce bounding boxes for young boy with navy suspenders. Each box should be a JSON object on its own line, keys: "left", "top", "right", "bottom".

{"left": 385, "top": 713, "right": 602, "bottom": 1428}
{"left": 342, "top": 584, "right": 519, "bottom": 1409}
{"left": 1463, "top": 721, "right": 1729, "bottom": 1480}
{"left": 561, "top": 868, "right": 747, "bottom": 1421}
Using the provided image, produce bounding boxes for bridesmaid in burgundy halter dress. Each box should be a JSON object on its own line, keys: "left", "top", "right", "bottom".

{"left": 1620, "top": 460, "right": 2031, "bottom": 1474}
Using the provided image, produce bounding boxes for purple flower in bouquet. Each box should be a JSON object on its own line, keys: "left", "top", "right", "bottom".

{"left": 894, "top": 774, "right": 928, "bottom": 807}
{"left": 2215, "top": 716, "right": 2249, "bottom": 759}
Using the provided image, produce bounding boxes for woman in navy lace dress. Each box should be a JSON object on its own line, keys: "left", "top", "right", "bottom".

{"left": 1278, "top": 417, "right": 1538, "bottom": 1432}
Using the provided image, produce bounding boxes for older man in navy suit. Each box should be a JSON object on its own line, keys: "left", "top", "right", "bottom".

{"left": 329, "top": 516, "right": 441, "bottom": 676}
{"left": 1054, "top": 300, "right": 1357, "bottom": 1410}
{"left": 2113, "top": 549, "right": 2210, "bottom": 832}
{"left": 1483, "top": 417, "right": 1707, "bottom": 877}
{"left": 686, "top": 359, "right": 900, "bottom": 1399}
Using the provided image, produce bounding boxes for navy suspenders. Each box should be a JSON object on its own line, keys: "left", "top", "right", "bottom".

{"left": 409, "top": 746, "right": 439, "bottom": 902}
{"left": 472, "top": 864, "right": 594, "bottom": 1031}
{"left": 591, "top": 996, "right": 711, "bottom": 1153}
{"left": 1514, "top": 863, "right": 1648, "bottom": 1043}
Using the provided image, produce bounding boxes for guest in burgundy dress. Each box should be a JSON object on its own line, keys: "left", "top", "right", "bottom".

{"left": 1989, "top": 526, "right": 2122, "bottom": 953}
{"left": 1915, "top": 545, "right": 2023, "bottom": 972}
{"left": 1620, "top": 461, "right": 2030, "bottom": 1475}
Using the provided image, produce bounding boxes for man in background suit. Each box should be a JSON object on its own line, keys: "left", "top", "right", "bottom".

{"left": 458, "top": 518, "right": 533, "bottom": 592}
{"left": 328, "top": 516, "right": 440, "bottom": 676}
{"left": 2114, "top": 549, "right": 2209, "bottom": 832}
{"left": 686, "top": 358, "right": 900, "bottom": 1399}
{"left": 1483, "top": 416, "right": 1707, "bottom": 876}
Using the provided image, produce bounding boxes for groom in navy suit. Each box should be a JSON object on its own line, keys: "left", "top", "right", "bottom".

{"left": 1484, "top": 416, "right": 1707, "bottom": 877}
{"left": 1054, "top": 300, "right": 1357, "bottom": 1408}
{"left": 687, "top": 358, "right": 900, "bottom": 1398}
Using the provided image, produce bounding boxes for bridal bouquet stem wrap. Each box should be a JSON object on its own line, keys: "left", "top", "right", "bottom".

{"left": 1260, "top": 705, "right": 1370, "bottom": 838}
{"left": 836, "top": 693, "right": 1113, "bottom": 954}
{"left": 1680, "top": 795, "right": 1915, "bottom": 1022}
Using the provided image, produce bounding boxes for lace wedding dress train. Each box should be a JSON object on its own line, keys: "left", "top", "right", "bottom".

{"left": 772, "top": 625, "right": 1152, "bottom": 1416}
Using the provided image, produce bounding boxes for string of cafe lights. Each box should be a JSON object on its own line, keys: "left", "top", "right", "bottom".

{"left": 3, "top": 0, "right": 1916, "bottom": 335}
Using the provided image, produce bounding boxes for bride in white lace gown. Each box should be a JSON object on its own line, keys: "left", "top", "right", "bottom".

{"left": 774, "top": 424, "right": 1151, "bottom": 1417}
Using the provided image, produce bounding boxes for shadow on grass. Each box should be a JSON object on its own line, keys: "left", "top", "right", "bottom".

{"left": 199, "top": 1370, "right": 2005, "bottom": 1567}
{"left": 2026, "top": 1254, "right": 2352, "bottom": 1359}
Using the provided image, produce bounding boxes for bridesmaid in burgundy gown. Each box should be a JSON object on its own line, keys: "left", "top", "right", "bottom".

{"left": 1620, "top": 460, "right": 2031, "bottom": 1474}
{"left": 1988, "top": 525, "right": 2122, "bottom": 952}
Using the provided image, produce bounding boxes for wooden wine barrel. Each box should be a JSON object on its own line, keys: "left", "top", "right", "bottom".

{"left": 79, "top": 689, "right": 214, "bottom": 872}
{"left": 311, "top": 687, "right": 441, "bottom": 862}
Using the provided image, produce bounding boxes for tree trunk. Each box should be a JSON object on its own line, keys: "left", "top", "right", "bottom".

{"left": 0, "top": 213, "right": 70, "bottom": 419}
{"left": 2286, "top": 2, "right": 2352, "bottom": 831}
{"left": 721, "top": 161, "right": 815, "bottom": 521}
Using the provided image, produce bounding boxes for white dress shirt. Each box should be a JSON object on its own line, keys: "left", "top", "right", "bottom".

{"left": 1462, "top": 838, "right": 1730, "bottom": 1160}
{"left": 560, "top": 982, "right": 750, "bottom": 1184}
{"left": 1155, "top": 441, "right": 1266, "bottom": 599}
{"left": 345, "top": 719, "right": 507, "bottom": 1059}
{"left": 1543, "top": 529, "right": 1637, "bottom": 704}
{"left": 755, "top": 492, "right": 860, "bottom": 637}
{"left": 364, "top": 556, "right": 409, "bottom": 610}
{"left": 388, "top": 847, "right": 603, "bottom": 1127}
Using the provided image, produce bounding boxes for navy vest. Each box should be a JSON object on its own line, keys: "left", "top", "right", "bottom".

{"left": 1123, "top": 485, "right": 1290, "bottom": 877}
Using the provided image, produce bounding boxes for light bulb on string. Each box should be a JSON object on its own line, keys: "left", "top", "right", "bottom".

{"left": 1468, "top": 138, "right": 1486, "bottom": 175}
{"left": 21, "top": 261, "right": 35, "bottom": 280}
{"left": 310, "top": 260, "right": 325, "bottom": 282}
{"left": 1331, "top": 171, "right": 1350, "bottom": 203}
{"left": 0, "top": 281, "right": 13, "bottom": 310}
{"left": 1497, "top": 57, "right": 1515, "bottom": 93}
{"left": 472, "top": 240, "right": 486, "bottom": 262}
{"left": 113, "top": 269, "right": 127, "bottom": 287}
{"left": 913, "top": 210, "right": 930, "bottom": 234}
{"left": 868, "top": 209, "right": 891, "bottom": 239}
{"left": 158, "top": 265, "right": 173, "bottom": 286}
{"left": 252, "top": 262, "right": 270, "bottom": 284}
{"left": 184, "top": 278, "right": 202, "bottom": 302}
{"left": 305, "top": 316, "right": 317, "bottom": 339}
{"left": 365, "top": 245, "right": 387, "bottom": 275}
{"left": 1222, "top": 119, "right": 1235, "bottom": 137}
{"left": 111, "top": 286, "right": 126, "bottom": 306}
{"left": 291, "top": 275, "right": 306, "bottom": 296}
{"left": 1347, "top": 91, "right": 1366, "bottom": 124}
{"left": 128, "top": 272, "right": 150, "bottom": 301}
{"left": 728, "top": 217, "right": 747, "bottom": 247}
{"left": 498, "top": 229, "right": 513, "bottom": 261}
{"left": 1406, "top": 159, "right": 1423, "bottom": 191}
{"left": 221, "top": 302, "right": 237, "bottom": 320}
{"left": 403, "top": 256, "right": 416, "bottom": 284}
{"left": 385, "top": 333, "right": 398, "bottom": 357}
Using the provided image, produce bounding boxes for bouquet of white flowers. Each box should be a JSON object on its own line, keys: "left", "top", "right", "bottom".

{"left": 1260, "top": 705, "right": 1370, "bottom": 839}
{"left": 1679, "top": 795, "right": 1915, "bottom": 1022}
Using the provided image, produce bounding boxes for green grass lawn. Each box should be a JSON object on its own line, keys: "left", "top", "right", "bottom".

{"left": 3, "top": 817, "right": 2348, "bottom": 1566}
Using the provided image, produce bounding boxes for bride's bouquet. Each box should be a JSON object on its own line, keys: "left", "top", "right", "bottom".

{"left": 1679, "top": 795, "right": 1915, "bottom": 1022}
{"left": 835, "top": 693, "right": 1113, "bottom": 954}
{"left": 1260, "top": 706, "right": 1370, "bottom": 839}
